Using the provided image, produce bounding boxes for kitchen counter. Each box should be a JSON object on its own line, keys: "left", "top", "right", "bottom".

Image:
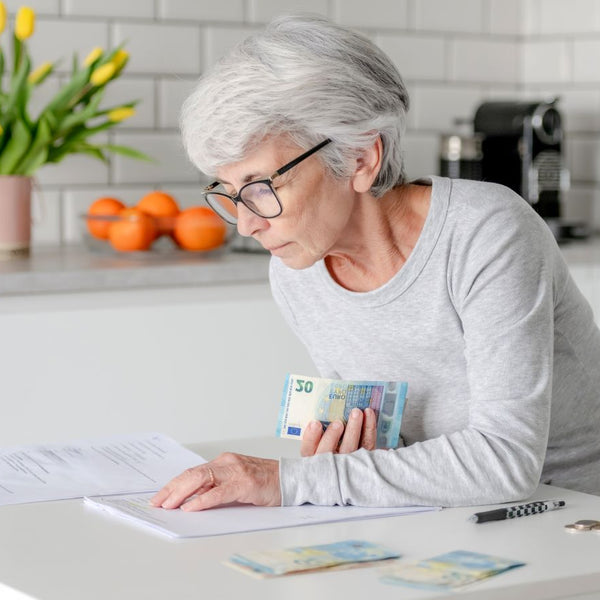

{"left": 558, "top": 235, "right": 600, "bottom": 265}
{"left": 0, "top": 237, "right": 599, "bottom": 298}
{"left": 0, "top": 238, "right": 598, "bottom": 447}
{"left": 0, "top": 245, "right": 270, "bottom": 296}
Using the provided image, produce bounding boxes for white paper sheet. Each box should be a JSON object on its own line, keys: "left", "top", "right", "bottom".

{"left": 0, "top": 433, "right": 205, "bottom": 506}
{"left": 84, "top": 492, "right": 439, "bottom": 538}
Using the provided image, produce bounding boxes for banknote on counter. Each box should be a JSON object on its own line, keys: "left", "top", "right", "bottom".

{"left": 225, "top": 539, "right": 400, "bottom": 578}
{"left": 276, "top": 374, "right": 408, "bottom": 448}
{"left": 379, "top": 550, "right": 525, "bottom": 591}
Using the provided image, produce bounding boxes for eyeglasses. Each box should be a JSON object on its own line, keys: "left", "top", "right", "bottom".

{"left": 202, "top": 138, "right": 332, "bottom": 225}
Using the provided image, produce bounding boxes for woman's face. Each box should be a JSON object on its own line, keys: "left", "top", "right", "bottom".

{"left": 215, "top": 136, "right": 356, "bottom": 270}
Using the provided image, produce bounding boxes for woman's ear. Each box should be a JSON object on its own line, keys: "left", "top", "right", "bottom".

{"left": 351, "top": 136, "right": 383, "bottom": 194}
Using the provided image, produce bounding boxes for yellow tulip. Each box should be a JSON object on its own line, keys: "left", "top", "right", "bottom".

{"left": 108, "top": 107, "right": 135, "bottom": 123}
{"left": 15, "top": 6, "right": 35, "bottom": 41}
{"left": 84, "top": 47, "right": 103, "bottom": 67}
{"left": 0, "top": 2, "right": 7, "bottom": 34}
{"left": 112, "top": 49, "right": 129, "bottom": 70}
{"left": 90, "top": 62, "right": 116, "bottom": 86}
{"left": 28, "top": 61, "right": 52, "bottom": 84}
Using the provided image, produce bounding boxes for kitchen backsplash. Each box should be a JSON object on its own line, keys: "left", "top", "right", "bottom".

{"left": 7, "top": 0, "right": 598, "bottom": 247}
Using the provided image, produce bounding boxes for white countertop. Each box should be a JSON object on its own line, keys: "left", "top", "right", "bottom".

{"left": 0, "top": 245, "right": 270, "bottom": 296}
{"left": 1, "top": 437, "right": 600, "bottom": 600}
{"left": 557, "top": 236, "right": 600, "bottom": 266}
{"left": 0, "top": 237, "right": 598, "bottom": 297}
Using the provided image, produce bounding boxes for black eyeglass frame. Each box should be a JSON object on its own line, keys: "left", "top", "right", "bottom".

{"left": 202, "top": 138, "right": 332, "bottom": 224}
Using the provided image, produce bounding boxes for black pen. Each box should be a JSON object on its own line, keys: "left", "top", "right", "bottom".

{"left": 469, "top": 500, "right": 566, "bottom": 523}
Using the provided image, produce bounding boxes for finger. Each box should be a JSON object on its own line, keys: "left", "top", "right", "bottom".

{"left": 150, "top": 473, "right": 191, "bottom": 507}
{"left": 316, "top": 420, "right": 344, "bottom": 454}
{"left": 180, "top": 483, "right": 233, "bottom": 512}
{"left": 360, "top": 407, "right": 378, "bottom": 450}
{"left": 152, "top": 466, "right": 212, "bottom": 509}
{"left": 338, "top": 408, "right": 364, "bottom": 454}
{"left": 150, "top": 484, "right": 172, "bottom": 507}
{"left": 301, "top": 420, "right": 325, "bottom": 457}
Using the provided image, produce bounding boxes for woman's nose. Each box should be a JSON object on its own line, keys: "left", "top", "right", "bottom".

{"left": 236, "top": 203, "right": 267, "bottom": 238}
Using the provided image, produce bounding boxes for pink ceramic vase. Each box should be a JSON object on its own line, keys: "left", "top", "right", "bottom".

{"left": 0, "top": 175, "right": 32, "bottom": 259}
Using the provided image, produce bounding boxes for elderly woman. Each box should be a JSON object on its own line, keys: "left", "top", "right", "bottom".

{"left": 151, "top": 15, "right": 600, "bottom": 511}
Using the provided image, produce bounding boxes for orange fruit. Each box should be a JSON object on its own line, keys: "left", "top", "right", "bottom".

{"left": 86, "top": 197, "right": 125, "bottom": 240}
{"left": 136, "top": 191, "right": 179, "bottom": 236}
{"left": 173, "top": 207, "right": 227, "bottom": 251}
{"left": 108, "top": 208, "right": 157, "bottom": 252}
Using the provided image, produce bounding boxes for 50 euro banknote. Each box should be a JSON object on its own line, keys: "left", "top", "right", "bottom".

{"left": 276, "top": 374, "right": 408, "bottom": 449}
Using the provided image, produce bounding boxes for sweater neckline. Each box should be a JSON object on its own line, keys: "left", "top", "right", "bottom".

{"left": 315, "top": 175, "right": 451, "bottom": 307}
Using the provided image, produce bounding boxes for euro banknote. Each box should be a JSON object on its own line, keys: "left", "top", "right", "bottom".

{"left": 379, "top": 550, "right": 525, "bottom": 591}
{"left": 226, "top": 539, "right": 400, "bottom": 578}
{"left": 276, "top": 373, "right": 408, "bottom": 449}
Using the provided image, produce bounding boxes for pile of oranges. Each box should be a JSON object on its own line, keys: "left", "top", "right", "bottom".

{"left": 85, "top": 191, "right": 228, "bottom": 253}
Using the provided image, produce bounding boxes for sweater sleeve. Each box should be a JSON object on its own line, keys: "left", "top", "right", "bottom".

{"left": 279, "top": 197, "right": 557, "bottom": 508}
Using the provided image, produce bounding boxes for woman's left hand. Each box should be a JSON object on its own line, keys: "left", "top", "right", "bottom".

{"left": 150, "top": 453, "right": 281, "bottom": 511}
{"left": 300, "top": 407, "right": 377, "bottom": 456}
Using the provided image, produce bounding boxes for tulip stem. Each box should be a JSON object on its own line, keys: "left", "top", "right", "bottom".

{"left": 66, "top": 83, "right": 92, "bottom": 110}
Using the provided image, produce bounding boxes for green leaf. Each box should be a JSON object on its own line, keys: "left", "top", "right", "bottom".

{"left": 60, "top": 119, "right": 116, "bottom": 146}
{"left": 104, "top": 42, "right": 127, "bottom": 65}
{"left": 97, "top": 143, "right": 154, "bottom": 162}
{"left": 77, "top": 144, "right": 108, "bottom": 164}
{"left": 0, "top": 48, "right": 5, "bottom": 97}
{"left": 12, "top": 33, "right": 22, "bottom": 75}
{"left": 71, "top": 52, "right": 78, "bottom": 76}
{"left": 28, "top": 61, "right": 56, "bottom": 88}
{"left": 0, "top": 118, "right": 32, "bottom": 174}
{"left": 43, "top": 67, "right": 91, "bottom": 116}
{"left": 55, "top": 89, "right": 104, "bottom": 135}
{"left": 43, "top": 110, "right": 58, "bottom": 131}
{"left": 47, "top": 141, "right": 108, "bottom": 165}
{"left": 94, "top": 99, "right": 139, "bottom": 118}
{"left": 2, "top": 52, "right": 32, "bottom": 127}
{"left": 18, "top": 146, "right": 48, "bottom": 176}
{"left": 15, "top": 114, "right": 53, "bottom": 175}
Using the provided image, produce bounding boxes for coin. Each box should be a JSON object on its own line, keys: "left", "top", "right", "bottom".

{"left": 573, "top": 520, "right": 600, "bottom": 530}
{"left": 565, "top": 524, "right": 586, "bottom": 533}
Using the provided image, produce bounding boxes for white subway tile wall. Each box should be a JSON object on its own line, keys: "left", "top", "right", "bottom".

{"left": 488, "top": 0, "right": 526, "bottom": 35}
{"left": 103, "top": 78, "right": 156, "bottom": 129}
{"left": 4, "top": 0, "right": 59, "bottom": 15}
{"left": 376, "top": 34, "right": 446, "bottom": 81}
{"left": 203, "top": 25, "right": 259, "bottom": 66}
{"left": 535, "top": 0, "right": 600, "bottom": 34}
{"left": 411, "top": 84, "right": 483, "bottom": 131}
{"left": 333, "top": 0, "right": 408, "bottom": 29}
{"left": 63, "top": 0, "right": 154, "bottom": 19}
{"left": 27, "top": 20, "right": 109, "bottom": 69}
{"left": 158, "top": 0, "right": 246, "bottom": 22}
{"left": 12, "top": 0, "right": 600, "bottom": 247}
{"left": 452, "top": 39, "right": 520, "bottom": 83}
{"left": 248, "top": 0, "right": 329, "bottom": 23}
{"left": 157, "top": 78, "right": 198, "bottom": 129}
{"left": 413, "top": 0, "right": 484, "bottom": 34}
{"left": 522, "top": 40, "right": 571, "bottom": 84}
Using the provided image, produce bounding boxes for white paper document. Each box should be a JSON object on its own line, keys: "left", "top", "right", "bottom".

{"left": 0, "top": 433, "right": 205, "bottom": 506}
{"left": 84, "top": 492, "right": 439, "bottom": 538}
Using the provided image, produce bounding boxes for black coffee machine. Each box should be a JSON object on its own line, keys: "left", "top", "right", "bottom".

{"left": 472, "top": 99, "right": 579, "bottom": 239}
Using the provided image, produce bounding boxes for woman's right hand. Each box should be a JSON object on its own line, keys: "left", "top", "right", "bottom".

{"left": 300, "top": 407, "right": 377, "bottom": 456}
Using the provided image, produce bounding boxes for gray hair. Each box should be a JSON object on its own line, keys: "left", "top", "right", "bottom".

{"left": 181, "top": 14, "right": 410, "bottom": 197}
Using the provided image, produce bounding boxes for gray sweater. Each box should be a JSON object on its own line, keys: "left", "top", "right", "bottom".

{"left": 271, "top": 176, "right": 600, "bottom": 507}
